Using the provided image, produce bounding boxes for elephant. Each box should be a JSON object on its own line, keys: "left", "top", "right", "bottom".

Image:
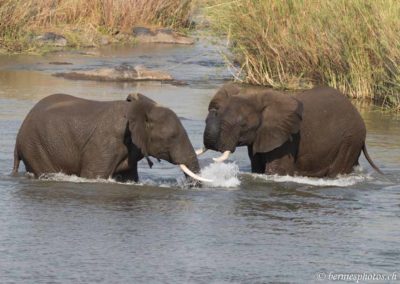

{"left": 13, "top": 93, "right": 210, "bottom": 183}
{"left": 198, "top": 83, "right": 382, "bottom": 178}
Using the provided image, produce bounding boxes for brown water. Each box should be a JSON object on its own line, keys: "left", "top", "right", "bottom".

{"left": 0, "top": 43, "right": 399, "bottom": 283}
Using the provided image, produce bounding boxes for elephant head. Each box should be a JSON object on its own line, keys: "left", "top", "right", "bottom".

{"left": 200, "top": 83, "right": 303, "bottom": 161}
{"left": 126, "top": 93, "right": 210, "bottom": 183}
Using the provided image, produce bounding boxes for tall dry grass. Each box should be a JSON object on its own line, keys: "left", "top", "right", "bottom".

{"left": 0, "top": 0, "right": 193, "bottom": 51}
{"left": 206, "top": 0, "right": 400, "bottom": 109}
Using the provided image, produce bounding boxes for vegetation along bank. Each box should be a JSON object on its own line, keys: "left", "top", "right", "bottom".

{"left": 1, "top": 0, "right": 399, "bottom": 110}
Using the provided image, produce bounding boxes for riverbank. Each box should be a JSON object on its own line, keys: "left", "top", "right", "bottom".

{"left": 0, "top": 0, "right": 193, "bottom": 53}
{"left": 1, "top": 0, "right": 399, "bottom": 111}
{"left": 205, "top": 0, "right": 400, "bottom": 110}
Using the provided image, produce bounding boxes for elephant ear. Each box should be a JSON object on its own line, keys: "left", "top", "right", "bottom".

{"left": 253, "top": 93, "right": 303, "bottom": 154}
{"left": 126, "top": 93, "right": 156, "bottom": 156}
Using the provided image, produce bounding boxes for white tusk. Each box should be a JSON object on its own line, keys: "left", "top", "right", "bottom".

{"left": 195, "top": 147, "right": 208, "bottom": 156}
{"left": 212, "top": 150, "right": 231, "bottom": 163}
{"left": 179, "top": 164, "right": 213, "bottom": 183}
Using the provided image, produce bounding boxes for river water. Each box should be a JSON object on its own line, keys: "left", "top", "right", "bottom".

{"left": 0, "top": 43, "right": 399, "bottom": 283}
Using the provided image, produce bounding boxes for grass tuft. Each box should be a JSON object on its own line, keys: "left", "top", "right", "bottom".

{"left": 205, "top": 0, "right": 400, "bottom": 110}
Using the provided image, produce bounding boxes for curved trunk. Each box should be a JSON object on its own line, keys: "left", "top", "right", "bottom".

{"left": 170, "top": 134, "right": 202, "bottom": 184}
{"left": 178, "top": 152, "right": 202, "bottom": 185}
{"left": 184, "top": 156, "right": 200, "bottom": 174}
{"left": 182, "top": 159, "right": 201, "bottom": 182}
{"left": 203, "top": 111, "right": 220, "bottom": 150}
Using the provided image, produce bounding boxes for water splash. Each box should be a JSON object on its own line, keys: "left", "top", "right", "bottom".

{"left": 38, "top": 172, "right": 175, "bottom": 188}
{"left": 37, "top": 171, "right": 236, "bottom": 189}
{"left": 36, "top": 169, "right": 242, "bottom": 189}
{"left": 248, "top": 172, "right": 371, "bottom": 187}
{"left": 36, "top": 166, "right": 368, "bottom": 188}
{"left": 200, "top": 162, "right": 241, "bottom": 188}
{"left": 39, "top": 172, "right": 136, "bottom": 185}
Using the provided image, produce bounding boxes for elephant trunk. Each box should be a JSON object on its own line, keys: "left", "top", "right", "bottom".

{"left": 203, "top": 110, "right": 220, "bottom": 151}
{"left": 170, "top": 135, "right": 208, "bottom": 184}
{"left": 179, "top": 152, "right": 207, "bottom": 185}
{"left": 181, "top": 154, "right": 201, "bottom": 175}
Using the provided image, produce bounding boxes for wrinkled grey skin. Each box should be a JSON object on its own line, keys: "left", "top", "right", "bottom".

{"left": 13, "top": 93, "right": 200, "bottom": 182}
{"left": 204, "top": 83, "right": 382, "bottom": 177}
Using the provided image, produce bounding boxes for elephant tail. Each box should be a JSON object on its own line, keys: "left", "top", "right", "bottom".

{"left": 12, "top": 144, "right": 20, "bottom": 175}
{"left": 362, "top": 144, "right": 383, "bottom": 175}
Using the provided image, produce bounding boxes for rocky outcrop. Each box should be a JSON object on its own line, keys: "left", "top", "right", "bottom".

{"left": 132, "top": 27, "right": 194, "bottom": 45}
{"left": 33, "top": 32, "right": 68, "bottom": 47}
{"left": 53, "top": 65, "right": 173, "bottom": 82}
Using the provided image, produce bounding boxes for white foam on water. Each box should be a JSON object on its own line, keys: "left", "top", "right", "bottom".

{"left": 35, "top": 169, "right": 240, "bottom": 189}
{"left": 37, "top": 172, "right": 177, "bottom": 188}
{"left": 35, "top": 166, "right": 370, "bottom": 189}
{"left": 36, "top": 172, "right": 203, "bottom": 188}
{"left": 248, "top": 170, "right": 371, "bottom": 187}
{"left": 200, "top": 162, "right": 241, "bottom": 188}
{"left": 139, "top": 178, "right": 179, "bottom": 188}
{"left": 38, "top": 172, "right": 137, "bottom": 185}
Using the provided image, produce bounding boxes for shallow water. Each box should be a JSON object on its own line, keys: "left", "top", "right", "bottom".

{"left": 1, "top": 43, "right": 400, "bottom": 283}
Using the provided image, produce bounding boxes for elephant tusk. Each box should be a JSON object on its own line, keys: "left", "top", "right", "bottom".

{"left": 179, "top": 164, "right": 213, "bottom": 183}
{"left": 212, "top": 150, "right": 231, "bottom": 163}
{"left": 195, "top": 147, "right": 208, "bottom": 156}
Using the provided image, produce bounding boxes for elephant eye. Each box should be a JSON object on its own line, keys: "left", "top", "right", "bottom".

{"left": 145, "top": 121, "right": 153, "bottom": 129}
{"left": 209, "top": 102, "right": 219, "bottom": 111}
{"left": 238, "top": 116, "right": 246, "bottom": 126}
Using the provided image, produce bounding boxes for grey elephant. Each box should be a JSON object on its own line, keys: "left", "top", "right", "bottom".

{"left": 13, "top": 93, "right": 210, "bottom": 183}
{"left": 198, "top": 83, "right": 382, "bottom": 177}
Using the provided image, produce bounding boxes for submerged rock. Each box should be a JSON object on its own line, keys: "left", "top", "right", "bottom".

{"left": 53, "top": 65, "right": 173, "bottom": 82}
{"left": 48, "top": 61, "right": 73, "bottom": 65}
{"left": 132, "top": 26, "right": 194, "bottom": 45}
{"left": 33, "top": 32, "right": 68, "bottom": 47}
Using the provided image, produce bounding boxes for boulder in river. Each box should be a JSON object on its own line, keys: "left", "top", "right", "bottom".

{"left": 33, "top": 32, "right": 68, "bottom": 47}
{"left": 53, "top": 65, "right": 173, "bottom": 82}
{"left": 132, "top": 26, "right": 194, "bottom": 45}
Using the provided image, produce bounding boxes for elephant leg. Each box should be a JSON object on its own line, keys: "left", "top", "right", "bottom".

{"left": 265, "top": 157, "right": 294, "bottom": 175}
{"left": 80, "top": 150, "right": 123, "bottom": 179}
{"left": 24, "top": 146, "right": 61, "bottom": 177}
{"left": 247, "top": 146, "right": 265, "bottom": 173}
{"left": 80, "top": 167, "right": 111, "bottom": 179}
{"left": 113, "top": 168, "right": 138, "bottom": 182}
{"left": 112, "top": 146, "right": 143, "bottom": 182}
{"left": 113, "top": 159, "right": 139, "bottom": 182}
{"left": 262, "top": 138, "right": 298, "bottom": 176}
{"left": 326, "top": 139, "right": 363, "bottom": 177}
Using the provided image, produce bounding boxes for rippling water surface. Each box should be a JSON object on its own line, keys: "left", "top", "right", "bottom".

{"left": 0, "top": 43, "right": 399, "bottom": 283}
